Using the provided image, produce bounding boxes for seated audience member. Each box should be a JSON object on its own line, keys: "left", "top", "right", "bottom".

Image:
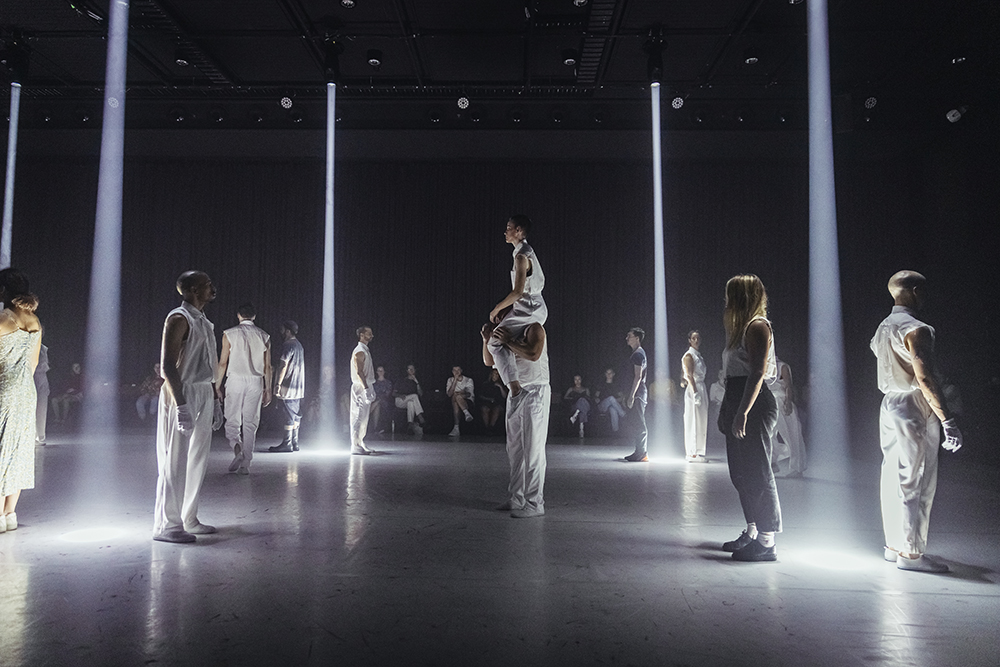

{"left": 479, "top": 368, "right": 507, "bottom": 431}
{"left": 564, "top": 374, "right": 591, "bottom": 438}
{"left": 50, "top": 361, "right": 83, "bottom": 424}
{"left": 394, "top": 363, "right": 426, "bottom": 435}
{"left": 594, "top": 367, "right": 626, "bottom": 433}
{"left": 135, "top": 362, "right": 164, "bottom": 421}
{"left": 370, "top": 365, "right": 393, "bottom": 434}
{"left": 447, "top": 365, "right": 475, "bottom": 437}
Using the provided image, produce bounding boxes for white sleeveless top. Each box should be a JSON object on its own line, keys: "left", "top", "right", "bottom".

{"left": 514, "top": 338, "right": 549, "bottom": 388}
{"left": 224, "top": 320, "right": 270, "bottom": 378}
{"left": 684, "top": 347, "right": 707, "bottom": 385}
{"left": 870, "top": 306, "right": 930, "bottom": 394}
{"left": 513, "top": 241, "right": 545, "bottom": 299}
{"left": 722, "top": 317, "right": 777, "bottom": 381}
{"left": 351, "top": 342, "right": 375, "bottom": 387}
{"left": 168, "top": 301, "right": 217, "bottom": 385}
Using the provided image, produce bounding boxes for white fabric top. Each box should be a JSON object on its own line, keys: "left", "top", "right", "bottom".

{"left": 722, "top": 316, "right": 777, "bottom": 381}
{"left": 683, "top": 347, "right": 707, "bottom": 386}
{"left": 168, "top": 301, "right": 218, "bottom": 385}
{"left": 514, "top": 338, "right": 549, "bottom": 387}
{"left": 223, "top": 320, "right": 270, "bottom": 378}
{"left": 870, "top": 305, "right": 932, "bottom": 394}
{"left": 767, "top": 359, "right": 791, "bottom": 402}
{"left": 512, "top": 240, "right": 545, "bottom": 298}
{"left": 350, "top": 342, "right": 375, "bottom": 387}
{"left": 446, "top": 375, "right": 475, "bottom": 401}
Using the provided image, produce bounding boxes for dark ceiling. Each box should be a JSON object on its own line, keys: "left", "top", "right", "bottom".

{"left": 2, "top": 0, "right": 997, "bottom": 131}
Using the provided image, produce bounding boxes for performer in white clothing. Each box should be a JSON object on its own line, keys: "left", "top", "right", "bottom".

{"left": 767, "top": 358, "right": 806, "bottom": 477}
{"left": 153, "top": 271, "right": 223, "bottom": 543}
{"left": 446, "top": 366, "right": 475, "bottom": 437}
{"left": 871, "top": 270, "right": 961, "bottom": 573}
{"left": 349, "top": 326, "right": 376, "bottom": 455}
{"left": 215, "top": 302, "right": 271, "bottom": 475}
{"left": 483, "top": 320, "right": 550, "bottom": 518}
{"left": 681, "top": 330, "right": 708, "bottom": 461}
{"left": 488, "top": 215, "right": 547, "bottom": 412}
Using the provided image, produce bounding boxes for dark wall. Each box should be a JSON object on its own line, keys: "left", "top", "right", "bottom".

{"left": 5, "top": 128, "right": 998, "bottom": 462}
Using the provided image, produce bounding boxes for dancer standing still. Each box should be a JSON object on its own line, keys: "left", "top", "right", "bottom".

{"left": 871, "top": 271, "right": 961, "bottom": 573}
{"left": 681, "top": 330, "right": 708, "bottom": 461}
{"left": 622, "top": 328, "right": 649, "bottom": 462}
{"left": 718, "top": 275, "right": 781, "bottom": 562}
{"left": 270, "top": 321, "right": 305, "bottom": 452}
{"left": 0, "top": 269, "right": 42, "bottom": 533}
{"left": 488, "top": 215, "right": 546, "bottom": 413}
{"left": 349, "top": 326, "right": 376, "bottom": 455}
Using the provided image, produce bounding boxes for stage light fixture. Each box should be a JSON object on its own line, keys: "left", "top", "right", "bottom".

{"left": 864, "top": 96, "right": 877, "bottom": 109}
{"left": 324, "top": 38, "right": 343, "bottom": 83}
{"left": 509, "top": 108, "right": 522, "bottom": 124}
{"left": 469, "top": 108, "right": 482, "bottom": 123}
{"left": 457, "top": 96, "right": 469, "bottom": 109}
{"left": 209, "top": 108, "right": 224, "bottom": 123}
{"left": 789, "top": 0, "right": 804, "bottom": 4}
{"left": 562, "top": 49, "right": 578, "bottom": 67}
{"left": 573, "top": 0, "right": 588, "bottom": 6}
{"left": 174, "top": 49, "right": 189, "bottom": 67}
{"left": 280, "top": 96, "right": 293, "bottom": 109}
{"left": 592, "top": 108, "right": 606, "bottom": 124}
{"left": 75, "top": 108, "right": 91, "bottom": 123}
{"left": 249, "top": 109, "right": 264, "bottom": 123}
{"left": 367, "top": 49, "right": 382, "bottom": 69}
{"left": 290, "top": 109, "right": 304, "bottom": 123}
{"left": 644, "top": 31, "right": 665, "bottom": 84}
{"left": 551, "top": 109, "right": 565, "bottom": 123}
{"left": 169, "top": 107, "right": 185, "bottom": 123}
{"left": 671, "top": 96, "right": 684, "bottom": 109}
{"left": 946, "top": 106, "right": 967, "bottom": 123}
{"left": 428, "top": 109, "right": 442, "bottom": 123}
{"left": 341, "top": 0, "right": 355, "bottom": 7}
{"left": 951, "top": 55, "right": 966, "bottom": 65}
{"left": 743, "top": 48, "right": 759, "bottom": 65}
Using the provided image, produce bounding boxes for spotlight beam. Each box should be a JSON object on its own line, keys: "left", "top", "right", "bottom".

{"left": 0, "top": 82, "right": 21, "bottom": 271}
{"left": 650, "top": 82, "right": 673, "bottom": 453}
{"left": 319, "top": 81, "right": 337, "bottom": 432}
{"left": 807, "top": 0, "right": 849, "bottom": 477}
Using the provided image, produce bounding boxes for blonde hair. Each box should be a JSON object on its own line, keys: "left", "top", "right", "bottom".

{"left": 724, "top": 274, "right": 768, "bottom": 349}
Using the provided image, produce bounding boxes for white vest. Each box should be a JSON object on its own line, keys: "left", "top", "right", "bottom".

{"left": 224, "top": 320, "right": 269, "bottom": 378}
{"left": 514, "top": 338, "right": 550, "bottom": 388}
{"left": 870, "top": 306, "right": 931, "bottom": 394}
{"left": 351, "top": 342, "right": 375, "bottom": 387}
{"left": 169, "top": 301, "right": 217, "bottom": 385}
{"left": 723, "top": 317, "right": 777, "bottom": 381}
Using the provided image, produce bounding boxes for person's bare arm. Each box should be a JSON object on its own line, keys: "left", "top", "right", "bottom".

{"left": 906, "top": 327, "right": 951, "bottom": 422}
{"left": 626, "top": 364, "right": 642, "bottom": 408}
{"left": 446, "top": 377, "right": 456, "bottom": 397}
{"left": 354, "top": 350, "right": 369, "bottom": 389}
{"left": 682, "top": 353, "right": 696, "bottom": 393}
{"left": 492, "top": 322, "right": 545, "bottom": 361}
{"left": 481, "top": 323, "right": 497, "bottom": 367}
{"left": 732, "top": 320, "right": 770, "bottom": 439}
{"left": 214, "top": 333, "right": 231, "bottom": 397}
{"left": 262, "top": 339, "right": 272, "bottom": 407}
{"left": 161, "top": 313, "right": 190, "bottom": 406}
{"left": 490, "top": 254, "right": 529, "bottom": 323}
{"left": 779, "top": 363, "right": 794, "bottom": 415}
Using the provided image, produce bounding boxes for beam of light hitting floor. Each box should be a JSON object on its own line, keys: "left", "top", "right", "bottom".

{"left": 784, "top": 549, "right": 875, "bottom": 573}
{"left": 807, "top": 0, "right": 849, "bottom": 482}
{"left": 80, "top": 0, "right": 130, "bottom": 500}
{"left": 0, "top": 82, "right": 21, "bottom": 270}
{"left": 650, "top": 82, "right": 673, "bottom": 455}
{"left": 319, "top": 81, "right": 338, "bottom": 437}
{"left": 60, "top": 527, "right": 129, "bottom": 543}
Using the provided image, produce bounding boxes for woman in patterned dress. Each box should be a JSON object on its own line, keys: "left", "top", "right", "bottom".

{"left": 0, "top": 268, "right": 42, "bottom": 533}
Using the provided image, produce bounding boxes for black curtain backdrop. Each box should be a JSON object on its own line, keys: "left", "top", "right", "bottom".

{"left": 7, "top": 129, "right": 998, "bottom": 461}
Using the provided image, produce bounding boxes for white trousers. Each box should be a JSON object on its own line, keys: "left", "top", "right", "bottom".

{"left": 224, "top": 375, "right": 264, "bottom": 467}
{"left": 879, "top": 390, "right": 940, "bottom": 555}
{"left": 683, "top": 386, "right": 708, "bottom": 457}
{"left": 597, "top": 396, "right": 625, "bottom": 431}
{"left": 505, "top": 384, "right": 551, "bottom": 511}
{"left": 350, "top": 385, "right": 371, "bottom": 447}
{"left": 153, "top": 382, "right": 215, "bottom": 535}
{"left": 774, "top": 402, "right": 806, "bottom": 473}
{"left": 488, "top": 297, "right": 547, "bottom": 387}
{"left": 394, "top": 394, "right": 424, "bottom": 422}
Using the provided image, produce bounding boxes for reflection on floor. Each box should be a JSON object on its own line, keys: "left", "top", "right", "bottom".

{"left": 1, "top": 429, "right": 998, "bottom": 666}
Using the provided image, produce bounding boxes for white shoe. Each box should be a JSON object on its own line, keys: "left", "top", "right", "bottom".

{"left": 0, "top": 515, "right": 6, "bottom": 533}
{"left": 449, "top": 425, "right": 460, "bottom": 437}
{"left": 511, "top": 506, "right": 545, "bottom": 519}
{"left": 897, "top": 554, "right": 949, "bottom": 573}
{"left": 236, "top": 466, "right": 250, "bottom": 476}
{"left": 351, "top": 445, "right": 373, "bottom": 455}
{"left": 5, "top": 512, "right": 16, "bottom": 531}
{"left": 153, "top": 529, "right": 196, "bottom": 544}
{"left": 413, "top": 424, "right": 423, "bottom": 436}
{"left": 464, "top": 412, "right": 474, "bottom": 422}
{"left": 884, "top": 547, "right": 898, "bottom": 562}
{"left": 569, "top": 411, "right": 578, "bottom": 424}
{"left": 185, "top": 522, "right": 217, "bottom": 535}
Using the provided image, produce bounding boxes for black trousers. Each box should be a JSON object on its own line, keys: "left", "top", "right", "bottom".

{"left": 719, "top": 377, "right": 782, "bottom": 532}
{"left": 624, "top": 397, "right": 647, "bottom": 455}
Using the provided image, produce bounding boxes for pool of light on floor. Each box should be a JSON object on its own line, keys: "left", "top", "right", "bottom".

{"left": 60, "top": 527, "right": 129, "bottom": 543}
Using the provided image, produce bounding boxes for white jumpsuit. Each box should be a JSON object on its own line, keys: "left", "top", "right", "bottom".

{"left": 489, "top": 240, "right": 547, "bottom": 387}
{"left": 350, "top": 341, "right": 375, "bottom": 449}
{"left": 682, "top": 346, "right": 708, "bottom": 457}
{"left": 504, "top": 339, "right": 550, "bottom": 512}
{"left": 153, "top": 301, "right": 218, "bottom": 536}
{"left": 769, "top": 360, "right": 806, "bottom": 474}
{"left": 223, "top": 320, "right": 270, "bottom": 468}
{"left": 871, "top": 306, "right": 942, "bottom": 556}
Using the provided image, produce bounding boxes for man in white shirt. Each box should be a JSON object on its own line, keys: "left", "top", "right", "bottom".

{"left": 446, "top": 365, "right": 475, "bottom": 437}
{"left": 349, "top": 326, "right": 376, "bottom": 455}
{"left": 216, "top": 303, "right": 271, "bottom": 475}
{"left": 871, "top": 270, "right": 962, "bottom": 572}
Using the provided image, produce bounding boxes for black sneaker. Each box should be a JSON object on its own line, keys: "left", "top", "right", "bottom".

{"left": 268, "top": 443, "right": 293, "bottom": 453}
{"left": 731, "top": 538, "right": 777, "bottom": 562}
{"left": 722, "top": 530, "right": 754, "bottom": 552}
{"left": 623, "top": 451, "right": 648, "bottom": 462}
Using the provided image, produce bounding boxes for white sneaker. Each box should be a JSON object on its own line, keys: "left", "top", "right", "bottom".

{"left": 413, "top": 424, "right": 423, "bottom": 436}
{"left": 351, "top": 445, "right": 373, "bottom": 455}
{"left": 0, "top": 515, "right": 6, "bottom": 533}
{"left": 464, "top": 412, "right": 473, "bottom": 422}
{"left": 569, "top": 411, "right": 578, "bottom": 424}
{"left": 449, "top": 425, "right": 460, "bottom": 437}
{"left": 185, "top": 522, "right": 217, "bottom": 535}
{"left": 897, "top": 554, "right": 949, "bottom": 573}
{"left": 237, "top": 466, "right": 250, "bottom": 476}
{"left": 5, "top": 512, "right": 16, "bottom": 531}
{"left": 578, "top": 423, "right": 585, "bottom": 437}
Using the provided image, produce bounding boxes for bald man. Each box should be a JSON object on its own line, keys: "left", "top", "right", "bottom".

{"left": 871, "top": 270, "right": 962, "bottom": 572}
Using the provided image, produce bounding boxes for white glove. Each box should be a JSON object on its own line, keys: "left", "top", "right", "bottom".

{"left": 693, "top": 393, "right": 702, "bottom": 406}
{"left": 176, "top": 404, "right": 194, "bottom": 435}
{"left": 941, "top": 418, "right": 962, "bottom": 452}
{"left": 364, "top": 387, "right": 376, "bottom": 404}
{"left": 212, "top": 399, "right": 224, "bottom": 431}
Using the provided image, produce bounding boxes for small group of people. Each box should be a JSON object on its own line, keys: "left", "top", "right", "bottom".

{"left": 560, "top": 368, "right": 628, "bottom": 438}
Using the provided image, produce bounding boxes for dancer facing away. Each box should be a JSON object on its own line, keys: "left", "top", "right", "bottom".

{"left": 681, "top": 329, "right": 708, "bottom": 461}
{"left": 153, "top": 271, "right": 223, "bottom": 543}
{"left": 0, "top": 268, "right": 42, "bottom": 534}
{"left": 349, "top": 326, "right": 376, "bottom": 455}
{"left": 871, "top": 270, "right": 961, "bottom": 573}
{"left": 718, "top": 274, "right": 781, "bottom": 562}
{"left": 488, "top": 215, "right": 546, "bottom": 413}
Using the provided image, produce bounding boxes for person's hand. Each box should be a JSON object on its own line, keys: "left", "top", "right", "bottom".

{"left": 693, "top": 392, "right": 702, "bottom": 406}
{"left": 625, "top": 395, "right": 634, "bottom": 409}
{"left": 176, "top": 404, "right": 194, "bottom": 435}
{"left": 212, "top": 399, "right": 224, "bottom": 430}
{"left": 731, "top": 413, "right": 747, "bottom": 439}
{"left": 274, "top": 384, "right": 285, "bottom": 399}
{"left": 364, "top": 387, "right": 376, "bottom": 404}
{"left": 262, "top": 388, "right": 272, "bottom": 408}
{"left": 489, "top": 306, "right": 503, "bottom": 324}
{"left": 941, "top": 418, "right": 963, "bottom": 452}
{"left": 481, "top": 322, "right": 495, "bottom": 341}
{"left": 492, "top": 326, "right": 512, "bottom": 345}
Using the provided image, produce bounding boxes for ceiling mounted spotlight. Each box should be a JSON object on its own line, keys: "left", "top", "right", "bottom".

{"left": 289, "top": 109, "right": 304, "bottom": 123}
{"left": 573, "top": 0, "right": 588, "bottom": 6}
{"left": 169, "top": 107, "right": 186, "bottom": 123}
{"left": 671, "top": 96, "right": 685, "bottom": 109}
{"left": 75, "top": 108, "right": 90, "bottom": 123}
{"left": 951, "top": 55, "right": 966, "bottom": 65}
{"left": 209, "top": 108, "right": 225, "bottom": 123}
{"left": 428, "top": 109, "right": 442, "bottom": 124}
{"left": 743, "top": 48, "right": 759, "bottom": 66}
{"left": 643, "top": 27, "right": 665, "bottom": 85}
{"left": 562, "top": 49, "right": 578, "bottom": 67}
{"left": 864, "top": 96, "right": 877, "bottom": 109}
{"left": 457, "top": 96, "right": 469, "bottom": 109}
{"left": 324, "top": 37, "right": 343, "bottom": 83}
{"left": 788, "top": 0, "right": 804, "bottom": 4}
{"left": 0, "top": 31, "right": 31, "bottom": 83}
{"left": 469, "top": 108, "right": 482, "bottom": 123}
{"left": 367, "top": 49, "right": 382, "bottom": 69}
{"left": 551, "top": 109, "right": 565, "bottom": 123}
{"left": 592, "top": 108, "right": 606, "bottom": 124}
{"left": 280, "top": 96, "right": 293, "bottom": 109}
{"left": 776, "top": 109, "right": 789, "bottom": 124}
{"left": 174, "top": 49, "right": 189, "bottom": 67}
{"left": 249, "top": 109, "right": 264, "bottom": 124}
{"left": 946, "top": 106, "right": 968, "bottom": 123}
{"left": 341, "top": 0, "right": 355, "bottom": 7}
{"left": 508, "top": 108, "right": 523, "bottom": 124}
{"left": 691, "top": 111, "right": 705, "bottom": 125}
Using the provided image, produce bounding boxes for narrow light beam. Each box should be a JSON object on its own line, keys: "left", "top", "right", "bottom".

{"left": 0, "top": 82, "right": 21, "bottom": 270}
{"left": 807, "top": 0, "right": 849, "bottom": 479}
{"left": 81, "top": 0, "right": 130, "bottom": 453}
{"left": 319, "top": 82, "right": 338, "bottom": 434}
{"left": 650, "top": 82, "right": 673, "bottom": 454}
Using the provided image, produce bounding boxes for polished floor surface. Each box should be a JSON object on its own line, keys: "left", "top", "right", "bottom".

{"left": 1, "top": 429, "right": 999, "bottom": 667}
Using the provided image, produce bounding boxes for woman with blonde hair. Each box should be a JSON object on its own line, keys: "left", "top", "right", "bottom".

{"left": 718, "top": 274, "right": 781, "bottom": 561}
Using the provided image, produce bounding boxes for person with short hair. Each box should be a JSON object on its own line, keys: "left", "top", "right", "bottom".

{"left": 564, "top": 375, "right": 591, "bottom": 438}
{"left": 49, "top": 361, "right": 83, "bottom": 424}
{"left": 370, "top": 365, "right": 392, "bottom": 434}
{"left": 270, "top": 320, "right": 305, "bottom": 452}
{"left": 622, "top": 327, "right": 649, "bottom": 462}
{"left": 349, "top": 326, "right": 376, "bottom": 455}
{"left": 718, "top": 274, "right": 781, "bottom": 562}
{"left": 681, "top": 330, "right": 708, "bottom": 461}
{"left": 595, "top": 367, "right": 625, "bottom": 433}
{"left": 216, "top": 302, "right": 271, "bottom": 474}
{"left": 447, "top": 366, "right": 475, "bottom": 437}
{"left": 393, "top": 364, "right": 425, "bottom": 435}
{"left": 152, "top": 270, "right": 223, "bottom": 543}
{"left": 479, "top": 368, "right": 508, "bottom": 431}
{"left": 871, "top": 270, "right": 962, "bottom": 573}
